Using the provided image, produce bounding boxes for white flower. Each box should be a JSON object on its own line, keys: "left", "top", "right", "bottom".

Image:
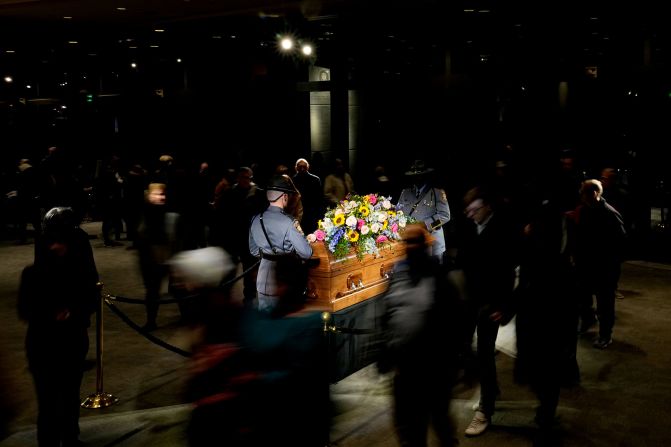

{"left": 398, "top": 216, "right": 407, "bottom": 228}
{"left": 322, "top": 218, "right": 334, "bottom": 231}
{"left": 382, "top": 200, "right": 392, "bottom": 209}
{"left": 346, "top": 215, "right": 358, "bottom": 228}
{"left": 377, "top": 212, "right": 387, "bottom": 223}
{"left": 360, "top": 225, "right": 370, "bottom": 235}
{"left": 348, "top": 200, "right": 357, "bottom": 209}
{"left": 371, "top": 223, "right": 381, "bottom": 233}
{"left": 396, "top": 210, "right": 404, "bottom": 216}
{"left": 306, "top": 233, "right": 317, "bottom": 243}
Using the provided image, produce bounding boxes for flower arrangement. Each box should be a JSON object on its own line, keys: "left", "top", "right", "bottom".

{"left": 306, "top": 193, "right": 415, "bottom": 260}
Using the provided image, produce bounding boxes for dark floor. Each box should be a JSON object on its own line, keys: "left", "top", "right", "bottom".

{"left": 1, "top": 222, "right": 670, "bottom": 446}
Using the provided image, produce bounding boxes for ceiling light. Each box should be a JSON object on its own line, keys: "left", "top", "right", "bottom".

{"left": 5, "top": 50, "right": 15, "bottom": 54}
{"left": 280, "top": 37, "right": 293, "bottom": 50}
{"left": 63, "top": 16, "right": 73, "bottom": 19}
{"left": 302, "top": 44, "right": 313, "bottom": 56}
{"left": 131, "top": 62, "right": 137, "bottom": 68}
{"left": 4, "top": 76, "right": 13, "bottom": 83}
{"left": 116, "top": 7, "right": 127, "bottom": 11}
{"left": 478, "top": 9, "right": 490, "bottom": 13}
{"left": 68, "top": 41, "right": 78, "bottom": 44}
{"left": 176, "top": 58, "right": 182, "bottom": 63}
{"left": 150, "top": 45, "right": 159, "bottom": 48}
{"left": 154, "top": 29, "right": 165, "bottom": 33}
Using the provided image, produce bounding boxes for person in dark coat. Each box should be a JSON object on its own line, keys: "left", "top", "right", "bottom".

{"left": 293, "top": 158, "right": 323, "bottom": 234}
{"left": 458, "top": 186, "right": 519, "bottom": 437}
{"left": 515, "top": 197, "right": 580, "bottom": 432}
{"left": 571, "top": 179, "right": 627, "bottom": 349}
{"left": 18, "top": 207, "right": 99, "bottom": 447}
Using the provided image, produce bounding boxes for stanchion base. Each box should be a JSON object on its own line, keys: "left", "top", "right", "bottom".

{"left": 81, "top": 392, "right": 119, "bottom": 409}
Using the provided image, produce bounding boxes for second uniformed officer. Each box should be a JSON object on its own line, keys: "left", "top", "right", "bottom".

{"left": 249, "top": 175, "right": 313, "bottom": 311}
{"left": 395, "top": 160, "right": 451, "bottom": 262}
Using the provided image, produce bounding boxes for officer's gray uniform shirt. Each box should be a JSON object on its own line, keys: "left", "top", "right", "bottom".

{"left": 396, "top": 185, "right": 451, "bottom": 257}
{"left": 249, "top": 205, "right": 313, "bottom": 298}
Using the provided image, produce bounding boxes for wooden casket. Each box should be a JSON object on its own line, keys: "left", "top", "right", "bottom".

{"left": 306, "top": 240, "right": 406, "bottom": 312}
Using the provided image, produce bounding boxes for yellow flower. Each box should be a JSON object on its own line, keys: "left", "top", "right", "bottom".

{"left": 388, "top": 211, "right": 396, "bottom": 218}
{"left": 318, "top": 220, "right": 323, "bottom": 229}
{"left": 363, "top": 195, "right": 370, "bottom": 203}
{"left": 334, "top": 214, "right": 345, "bottom": 226}
{"left": 358, "top": 206, "right": 370, "bottom": 217}
{"left": 383, "top": 220, "right": 389, "bottom": 230}
{"left": 347, "top": 229, "right": 360, "bottom": 242}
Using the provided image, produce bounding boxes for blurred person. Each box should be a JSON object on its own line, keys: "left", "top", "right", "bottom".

{"left": 18, "top": 207, "right": 99, "bottom": 447}
{"left": 570, "top": 179, "right": 626, "bottom": 349}
{"left": 136, "top": 183, "right": 181, "bottom": 330}
{"left": 324, "top": 158, "right": 355, "bottom": 205}
{"left": 240, "top": 255, "right": 331, "bottom": 446}
{"left": 293, "top": 157, "right": 323, "bottom": 234}
{"left": 515, "top": 197, "right": 580, "bottom": 434}
{"left": 396, "top": 160, "right": 451, "bottom": 263}
{"left": 458, "top": 186, "right": 518, "bottom": 437}
{"left": 377, "top": 223, "right": 460, "bottom": 447}
{"left": 249, "top": 175, "right": 313, "bottom": 312}
{"left": 167, "top": 247, "right": 248, "bottom": 447}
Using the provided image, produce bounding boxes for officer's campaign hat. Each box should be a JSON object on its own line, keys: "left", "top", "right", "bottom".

{"left": 266, "top": 175, "right": 297, "bottom": 194}
{"left": 404, "top": 159, "right": 434, "bottom": 177}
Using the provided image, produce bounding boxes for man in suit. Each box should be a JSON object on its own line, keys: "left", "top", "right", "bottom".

{"left": 458, "top": 186, "right": 518, "bottom": 437}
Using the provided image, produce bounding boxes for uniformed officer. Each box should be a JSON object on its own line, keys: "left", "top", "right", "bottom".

{"left": 395, "top": 160, "right": 451, "bottom": 261}
{"left": 249, "top": 175, "right": 313, "bottom": 311}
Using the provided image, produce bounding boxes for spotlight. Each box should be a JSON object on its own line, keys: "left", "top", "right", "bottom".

{"left": 4, "top": 76, "right": 13, "bottom": 83}
{"left": 280, "top": 37, "right": 293, "bottom": 51}
{"left": 302, "top": 44, "right": 313, "bottom": 56}
{"left": 176, "top": 58, "right": 182, "bottom": 63}
{"left": 130, "top": 62, "right": 137, "bottom": 68}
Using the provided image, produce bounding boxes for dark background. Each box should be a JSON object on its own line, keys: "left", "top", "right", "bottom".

{"left": 1, "top": 0, "right": 670, "bottom": 253}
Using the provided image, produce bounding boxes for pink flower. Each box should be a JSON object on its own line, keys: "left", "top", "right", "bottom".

{"left": 368, "top": 194, "right": 377, "bottom": 205}
{"left": 357, "top": 219, "right": 365, "bottom": 229}
{"left": 391, "top": 223, "right": 399, "bottom": 233}
{"left": 314, "top": 230, "right": 326, "bottom": 241}
{"left": 376, "top": 235, "right": 388, "bottom": 244}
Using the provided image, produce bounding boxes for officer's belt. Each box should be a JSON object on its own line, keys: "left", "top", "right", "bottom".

{"left": 260, "top": 252, "right": 289, "bottom": 261}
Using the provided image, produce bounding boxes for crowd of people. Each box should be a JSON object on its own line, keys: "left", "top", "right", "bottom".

{"left": 6, "top": 144, "right": 632, "bottom": 446}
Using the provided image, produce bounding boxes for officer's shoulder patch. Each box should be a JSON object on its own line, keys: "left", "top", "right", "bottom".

{"left": 439, "top": 189, "right": 447, "bottom": 202}
{"left": 293, "top": 220, "right": 305, "bottom": 235}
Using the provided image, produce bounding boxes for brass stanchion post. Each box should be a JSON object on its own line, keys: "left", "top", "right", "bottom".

{"left": 81, "top": 282, "right": 119, "bottom": 409}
